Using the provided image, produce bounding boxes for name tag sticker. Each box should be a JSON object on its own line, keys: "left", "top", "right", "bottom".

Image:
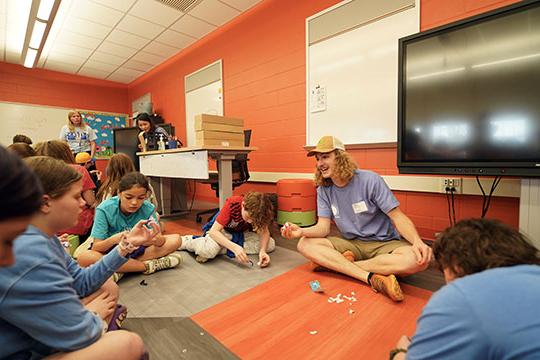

{"left": 352, "top": 201, "right": 368, "bottom": 214}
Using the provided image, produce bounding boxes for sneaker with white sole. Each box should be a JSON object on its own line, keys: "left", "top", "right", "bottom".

{"left": 370, "top": 274, "right": 404, "bottom": 302}
{"left": 112, "top": 272, "right": 124, "bottom": 283}
{"left": 143, "top": 253, "right": 182, "bottom": 274}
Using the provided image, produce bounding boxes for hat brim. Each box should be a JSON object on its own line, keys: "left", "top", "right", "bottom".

{"left": 306, "top": 148, "right": 336, "bottom": 157}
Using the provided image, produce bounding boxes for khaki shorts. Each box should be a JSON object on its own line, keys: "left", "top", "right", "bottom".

{"left": 327, "top": 236, "right": 410, "bottom": 261}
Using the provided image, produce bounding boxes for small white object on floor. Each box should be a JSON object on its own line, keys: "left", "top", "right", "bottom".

{"left": 349, "top": 309, "right": 355, "bottom": 315}
{"left": 200, "top": 332, "right": 205, "bottom": 336}
{"left": 310, "top": 330, "right": 318, "bottom": 335}
{"left": 328, "top": 291, "right": 357, "bottom": 304}
{"left": 182, "top": 349, "right": 187, "bottom": 353}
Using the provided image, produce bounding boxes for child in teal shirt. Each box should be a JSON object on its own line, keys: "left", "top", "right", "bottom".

{"left": 78, "top": 172, "right": 182, "bottom": 275}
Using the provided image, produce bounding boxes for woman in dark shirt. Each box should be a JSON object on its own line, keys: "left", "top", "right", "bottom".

{"left": 135, "top": 113, "right": 168, "bottom": 151}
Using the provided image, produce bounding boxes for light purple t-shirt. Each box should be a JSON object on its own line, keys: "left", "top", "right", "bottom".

{"left": 317, "top": 169, "right": 400, "bottom": 240}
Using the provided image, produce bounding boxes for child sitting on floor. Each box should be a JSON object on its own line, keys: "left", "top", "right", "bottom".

{"left": 0, "top": 156, "right": 153, "bottom": 359}
{"left": 77, "top": 172, "right": 181, "bottom": 276}
{"left": 180, "top": 192, "right": 275, "bottom": 267}
{"left": 95, "top": 153, "right": 158, "bottom": 208}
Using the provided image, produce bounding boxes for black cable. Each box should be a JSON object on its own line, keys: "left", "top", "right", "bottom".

{"left": 476, "top": 176, "right": 487, "bottom": 217}
{"left": 445, "top": 188, "right": 453, "bottom": 226}
{"left": 188, "top": 179, "right": 196, "bottom": 212}
{"left": 451, "top": 188, "right": 457, "bottom": 225}
{"left": 482, "top": 176, "right": 502, "bottom": 217}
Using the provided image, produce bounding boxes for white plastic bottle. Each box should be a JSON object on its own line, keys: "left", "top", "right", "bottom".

{"left": 158, "top": 134, "right": 166, "bottom": 151}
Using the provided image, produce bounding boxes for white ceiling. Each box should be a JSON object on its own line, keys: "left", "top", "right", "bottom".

{"left": 0, "top": 0, "right": 262, "bottom": 83}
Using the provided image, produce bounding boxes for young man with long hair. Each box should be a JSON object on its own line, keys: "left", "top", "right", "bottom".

{"left": 282, "top": 136, "right": 431, "bottom": 301}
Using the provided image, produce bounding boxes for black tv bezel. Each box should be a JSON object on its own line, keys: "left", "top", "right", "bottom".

{"left": 397, "top": 0, "right": 540, "bottom": 177}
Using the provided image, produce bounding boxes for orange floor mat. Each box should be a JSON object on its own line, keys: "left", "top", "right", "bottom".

{"left": 192, "top": 264, "right": 432, "bottom": 359}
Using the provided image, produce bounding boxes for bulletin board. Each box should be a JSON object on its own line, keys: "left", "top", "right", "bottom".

{"left": 80, "top": 111, "right": 128, "bottom": 157}
{"left": 0, "top": 101, "right": 128, "bottom": 157}
{"left": 306, "top": 0, "right": 419, "bottom": 146}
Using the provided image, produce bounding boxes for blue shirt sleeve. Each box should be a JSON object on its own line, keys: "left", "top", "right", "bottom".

{"left": 407, "top": 284, "right": 488, "bottom": 359}
{"left": 369, "top": 173, "right": 399, "bottom": 214}
{"left": 317, "top": 186, "right": 332, "bottom": 218}
{"left": 65, "top": 240, "right": 128, "bottom": 298}
{"left": 0, "top": 262, "right": 104, "bottom": 352}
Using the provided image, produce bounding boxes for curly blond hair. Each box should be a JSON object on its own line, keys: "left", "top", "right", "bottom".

{"left": 243, "top": 192, "right": 274, "bottom": 231}
{"left": 314, "top": 149, "right": 357, "bottom": 187}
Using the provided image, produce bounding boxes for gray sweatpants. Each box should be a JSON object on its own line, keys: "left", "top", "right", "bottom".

{"left": 180, "top": 230, "right": 275, "bottom": 259}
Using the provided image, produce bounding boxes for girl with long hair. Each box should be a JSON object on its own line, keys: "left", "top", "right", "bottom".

{"left": 0, "top": 156, "right": 156, "bottom": 359}
{"left": 78, "top": 172, "right": 181, "bottom": 276}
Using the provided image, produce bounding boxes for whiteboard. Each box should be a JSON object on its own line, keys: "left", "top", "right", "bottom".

{"left": 185, "top": 80, "right": 223, "bottom": 146}
{"left": 307, "top": 1, "right": 419, "bottom": 146}
{"left": 0, "top": 102, "right": 69, "bottom": 146}
{"left": 0, "top": 102, "right": 128, "bottom": 155}
{"left": 185, "top": 60, "right": 224, "bottom": 147}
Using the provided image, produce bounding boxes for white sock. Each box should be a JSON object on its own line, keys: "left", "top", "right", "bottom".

{"left": 179, "top": 235, "right": 194, "bottom": 251}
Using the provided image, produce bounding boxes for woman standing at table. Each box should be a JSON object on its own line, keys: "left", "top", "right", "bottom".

{"left": 135, "top": 113, "right": 168, "bottom": 152}
{"left": 59, "top": 110, "right": 97, "bottom": 159}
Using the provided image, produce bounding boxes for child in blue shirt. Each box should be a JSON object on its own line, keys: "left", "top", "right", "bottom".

{"left": 0, "top": 156, "right": 156, "bottom": 360}
{"left": 78, "top": 171, "right": 182, "bottom": 275}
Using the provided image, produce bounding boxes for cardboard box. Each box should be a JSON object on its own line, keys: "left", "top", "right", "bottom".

{"left": 195, "top": 121, "right": 243, "bottom": 133}
{"left": 196, "top": 130, "right": 244, "bottom": 141}
{"left": 195, "top": 138, "right": 244, "bottom": 147}
{"left": 195, "top": 114, "right": 244, "bottom": 127}
{"left": 195, "top": 130, "right": 244, "bottom": 147}
{"left": 194, "top": 114, "right": 245, "bottom": 147}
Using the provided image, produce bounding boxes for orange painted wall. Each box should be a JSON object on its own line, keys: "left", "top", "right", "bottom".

{"left": 128, "top": 0, "right": 521, "bottom": 239}
{"left": 0, "top": 62, "right": 128, "bottom": 113}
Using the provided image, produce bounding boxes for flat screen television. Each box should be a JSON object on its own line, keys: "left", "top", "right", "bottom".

{"left": 398, "top": 0, "right": 540, "bottom": 176}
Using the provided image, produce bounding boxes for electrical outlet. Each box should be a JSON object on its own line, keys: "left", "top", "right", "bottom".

{"left": 440, "top": 178, "right": 462, "bottom": 193}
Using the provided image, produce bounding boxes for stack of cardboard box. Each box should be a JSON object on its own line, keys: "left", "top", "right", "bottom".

{"left": 195, "top": 114, "right": 244, "bottom": 147}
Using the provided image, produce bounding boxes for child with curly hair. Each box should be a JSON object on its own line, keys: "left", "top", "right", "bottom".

{"left": 180, "top": 192, "right": 275, "bottom": 267}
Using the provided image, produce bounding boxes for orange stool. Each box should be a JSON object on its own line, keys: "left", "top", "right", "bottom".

{"left": 277, "top": 179, "right": 317, "bottom": 226}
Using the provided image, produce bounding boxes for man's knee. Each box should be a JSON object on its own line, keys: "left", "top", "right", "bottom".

{"left": 297, "top": 237, "right": 325, "bottom": 255}
{"left": 297, "top": 236, "right": 309, "bottom": 254}
{"left": 393, "top": 246, "right": 429, "bottom": 274}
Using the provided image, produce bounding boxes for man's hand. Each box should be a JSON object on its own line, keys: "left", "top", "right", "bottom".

{"left": 126, "top": 219, "right": 160, "bottom": 247}
{"left": 411, "top": 240, "right": 432, "bottom": 265}
{"left": 258, "top": 251, "right": 271, "bottom": 268}
{"left": 280, "top": 222, "right": 303, "bottom": 239}
{"left": 232, "top": 244, "right": 249, "bottom": 264}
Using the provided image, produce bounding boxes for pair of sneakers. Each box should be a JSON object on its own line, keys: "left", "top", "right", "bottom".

{"left": 143, "top": 253, "right": 183, "bottom": 274}
{"left": 111, "top": 253, "right": 183, "bottom": 281}
{"left": 310, "top": 250, "right": 404, "bottom": 302}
